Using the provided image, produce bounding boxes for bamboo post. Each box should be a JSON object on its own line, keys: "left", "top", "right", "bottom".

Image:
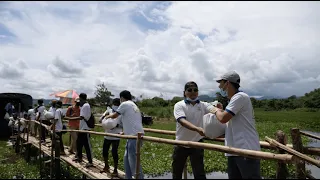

{"left": 39, "top": 118, "right": 43, "bottom": 178}
{"left": 183, "top": 159, "right": 188, "bottom": 179}
{"left": 275, "top": 130, "right": 288, "bottom": 179}
{"left": 291, "top": 128, "right": 306, "bottom": 179}
{"left": 26, "top": 119, "right": 30, "bottom": 142}
{"left": 135, "top": 133, "right": 143, "bottom": 179}
{"left": 55, "top": 138, "right": 61, "bottom": 179}
{"left": 25, "top": 143, "right": 31, "bottom": 163}
{"left": 50, "top": 121, "right": 56, "bottom": 179}
{"left": 15, "top": 103, "right": 21, "bottom": 153}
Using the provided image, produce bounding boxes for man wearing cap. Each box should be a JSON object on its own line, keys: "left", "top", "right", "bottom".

{"left": 172, "top": 81, "right": 216, "bottom": 179}
{"left": 211, "top": 71, "right": 261, "bottom": 179}
{"left": 66, "top": 98, "right": 81, "bottom": 154}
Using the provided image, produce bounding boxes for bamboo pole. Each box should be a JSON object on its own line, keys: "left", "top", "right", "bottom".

{"left": 291, "top": 128, "right": 306, "bottom": 179}
{"left": 93, "top": 124, "right": 320, "bottom": 155}
{"left": 60, "top": 129, "right": 137, "bottom": 139}
{"left": 300, "top": 131, "right": 320, "bottom": 141}
{"left": 142, "top": 136, "right": 293, "bottom": 162}
{"left": 61, "top": 129, "right": 293, "bottom": 162}
{"left": 55, "top": 138, "right": 61, "bottom": 179}
{"left": 135, "top": 133, "right": 143, "bottom": 179}
{"left": 275, "top": 130, "right": 288, "bottom": 179}
{"left": 50, "top": 121, "right": 56, "bottom": 179}
{"left": 265, "top": 136, "right": 320, "bottom": 168}
{"left": 39, "top": 117, "right": 43, "bottom": 178}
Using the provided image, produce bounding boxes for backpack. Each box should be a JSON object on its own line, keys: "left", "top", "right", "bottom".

{"left": 85, "top": 113, "right": 95, "bottom": 129}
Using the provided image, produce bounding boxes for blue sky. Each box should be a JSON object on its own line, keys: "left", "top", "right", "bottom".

{"left": 0, "top": 1, "right": 320, "bottom": 99}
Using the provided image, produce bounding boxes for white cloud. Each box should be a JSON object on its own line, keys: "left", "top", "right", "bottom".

{"left": 0, "top": 1, "right": 320, "bottom": 100}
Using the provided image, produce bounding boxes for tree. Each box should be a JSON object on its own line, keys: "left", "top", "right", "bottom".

{"left": 94, "top": 83, "right": 114, "bottom": 105}
{"left": 215, "top": 92, "right": 228, "bottom": 109}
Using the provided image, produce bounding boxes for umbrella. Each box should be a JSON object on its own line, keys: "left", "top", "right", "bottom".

{"left": 50, "top": 90, "right": 79, "bottom": 105}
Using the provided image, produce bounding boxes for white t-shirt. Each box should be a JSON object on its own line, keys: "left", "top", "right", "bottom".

{"left": 80, "top": 103, "right": 91, "bottom": 130}
{"left": 224, "top": 92, "right": 261, "bottom": 156}
{"left": 174, "top": 100, "right": 214, "bottom": 143}
{"left": 36, "top": 105, "right": 46, "bottom": 120}
{"left": 28, "top": 109, "right": 36, "bottom": 120}
{"left": 116, "top": 101, "right": 144, "bottom": 136}
{"left": 54, "top": 108, "right": 63, "bottom": 132}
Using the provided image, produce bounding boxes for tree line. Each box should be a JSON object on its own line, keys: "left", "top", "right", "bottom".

{"left": 89, "top": 83, "right": 320, "bottom": 111}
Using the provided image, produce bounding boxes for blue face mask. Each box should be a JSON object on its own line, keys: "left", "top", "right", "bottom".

{"left": 112, "top": 105, "right": 119, "bottom": 111}
{"left": 220, "top": 83, "right": 228, "bottom": 97}
{"left": 186, "top": 97, "right": 199, "bottom": 102}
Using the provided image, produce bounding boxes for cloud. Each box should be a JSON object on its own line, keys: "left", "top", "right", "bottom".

{"left": 0, "top": 1, "right": 320, "bottom": 99}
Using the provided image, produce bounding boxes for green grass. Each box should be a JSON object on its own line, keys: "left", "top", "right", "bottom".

{"left": 0, "top": 140, "right": 40, "bottom": 179}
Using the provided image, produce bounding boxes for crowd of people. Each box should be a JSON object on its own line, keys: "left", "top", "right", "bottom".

{"left": 4, "top": 70, "right": 261, "bottom": 179}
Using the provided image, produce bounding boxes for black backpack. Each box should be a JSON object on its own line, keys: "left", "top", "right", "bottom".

{"left": 85, "top": 113, "right": 95, "bottom": 129}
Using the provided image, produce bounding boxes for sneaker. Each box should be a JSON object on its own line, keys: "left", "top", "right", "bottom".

{"left": 85, "top": 163, "right": 94, "bottom": 168}
{"left": 72, "top": 157, "right": 82, "bottom": 163}
{"left": 100, "top": 166, "right": 110, "bottom": 173}
{"left": 111, "top": 170, "right": 118, "bottom": 177}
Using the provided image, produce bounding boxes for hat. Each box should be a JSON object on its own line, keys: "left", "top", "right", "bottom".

{"left": 184, "top": 81, "right": 198, "bottom": 90}
{"left": 75, "top": 97, "right": 80, "bottom": 102}
{"left": 216, "top": 71, "right": 241, "bottom": 85}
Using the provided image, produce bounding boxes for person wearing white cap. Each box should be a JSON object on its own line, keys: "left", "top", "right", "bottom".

{"left": 210, "top": 70, "right": 261, "bottom": 179}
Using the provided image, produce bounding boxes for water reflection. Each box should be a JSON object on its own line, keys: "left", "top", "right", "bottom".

{"left": 304, "top": 131, "right": 320, "bottom": 179}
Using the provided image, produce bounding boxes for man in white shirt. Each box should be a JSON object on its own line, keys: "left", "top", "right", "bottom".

{"left": 64, "top": 93, "right": 93, "bottom": 168}
{"left": 210, "top": 71, "right": 261, "bottom": 179}
{"left": 35, "top": 99, "right": 47, "bottom": 143}
{"left": 99, "top": 98, "right": 122, "bottom": 176}
{"left": 27, "top": 105, "right": 37, "bottom": 136}
{"left": 173, "top": 81, "right": 215, "bottom": 179}
{"left": 105, "top": 90, "right": 144, "bottom": 179}
{"left": 53, "top": 101, "right": 66, "bottom": 155}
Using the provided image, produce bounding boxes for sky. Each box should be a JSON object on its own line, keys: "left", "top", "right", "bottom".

{"left": 1, "top": 1, "right": 320, "bottom": 100}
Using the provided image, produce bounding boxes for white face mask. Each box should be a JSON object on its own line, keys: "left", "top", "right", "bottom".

{"left": 220, "top": 82, "right": 228, "bottom": 97}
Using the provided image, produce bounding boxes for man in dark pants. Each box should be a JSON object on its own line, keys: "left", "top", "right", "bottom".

{"left": 211, "top": 71, "right": 261, "bottom": 179}
{"left": 99, "top": 98, "right": 122, "bottom": 176}
{"left": 172, "top": 81, "right": 215, "bottom": 179}
{"left": 64, "top": 93, "right": 93, "bottom": 168}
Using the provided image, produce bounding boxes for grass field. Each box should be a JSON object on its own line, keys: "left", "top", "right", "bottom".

{"left": 0, "top": 108, "right": 319, "bottom": 179}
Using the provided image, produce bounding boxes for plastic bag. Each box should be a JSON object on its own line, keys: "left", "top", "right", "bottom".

{"left": 203, "top": 113, "right": 226, "bottom": 139}
{"left": 44, "top": 110, "right": 54, "bottom": 120}
{"left": 101, "top": 118, "right": 118, "bottom": 130}
{"left": 4, "top": 112, "right": 10, "bottom": 120}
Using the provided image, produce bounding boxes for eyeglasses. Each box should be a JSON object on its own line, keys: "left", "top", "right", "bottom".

{"left": 186, "top": 88, "right": 199, "bottom": 92}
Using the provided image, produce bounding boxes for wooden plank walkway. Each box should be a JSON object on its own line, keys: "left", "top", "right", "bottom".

{"left": 20, "top": 134, "right": 126, "bottom": 179}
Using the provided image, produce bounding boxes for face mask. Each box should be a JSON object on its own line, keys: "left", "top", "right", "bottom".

{"left": 186, "top": 97, "right": 199, "bottom": 102}
{"left": 220, "top": 82, "right": 228, "bottom": 97}
{"left": 112, "top": 105, "right": 119, "bottom": 111}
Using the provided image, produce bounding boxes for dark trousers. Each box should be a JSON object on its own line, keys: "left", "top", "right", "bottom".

{"left": 172, "top": 139, "right": 206, "bottom": 179}
{"left": 40, "top": 120, "right": 51, "bottom": 141}
{"left": 76, "top": 132, "right": 93, "bottom": 163}
{"left": 54, "top": 132, "right": 65, "bottom": 152}
{"left": 103, "top": 139, "right": 120, "bottom": 171}
{"left": 227, "top": 156, "right": 262, "bottom": 179}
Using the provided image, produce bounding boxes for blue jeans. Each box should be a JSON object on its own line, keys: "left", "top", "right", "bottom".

{"left": 124, "top": 139, "right": 144, "bottom": 179}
